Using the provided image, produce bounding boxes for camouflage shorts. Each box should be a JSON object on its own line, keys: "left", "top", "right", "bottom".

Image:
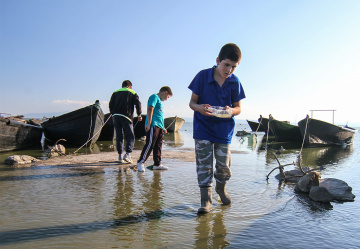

{"left": 195, "top": 139, "right": 231, "bottom": 188}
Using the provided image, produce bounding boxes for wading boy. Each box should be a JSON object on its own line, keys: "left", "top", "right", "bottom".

{"left": 137, "top": 86, "right": 173, "bottom": 172}
{"left": 188, "top": 43, "right": 246, "bottom": 214}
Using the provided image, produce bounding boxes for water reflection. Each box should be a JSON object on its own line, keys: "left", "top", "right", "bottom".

{"left": 163, "top": 132, "right": 184, "bottom": 147}
{"left": 300, "top": 145, "right": 354, "bottom": 168}
{"left": 236, "top": 133, "right": 265, "bottom": 151}
{"left": 195, "top": 210, "right": 229, "bottom": 248}
{"left": 261, "top": 137, "right": 354, "bottom": 170}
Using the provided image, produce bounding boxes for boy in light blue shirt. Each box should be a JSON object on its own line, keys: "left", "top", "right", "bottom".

{"left": 137, "top": 86, "right": 173, "bottom": 172}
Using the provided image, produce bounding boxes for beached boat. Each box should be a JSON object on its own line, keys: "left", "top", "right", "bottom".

{"left": 298, "top": 115, "right": 357, "bottom": 147}
{"left": 98, "top": 113, "right": 115, "bottom": 141}
{"left": 133, "top": 114, "right": 147, "bottom": 138}
{"left": 41, "top": 100, "right": 104, "bottom": 146}
{"left": 164, "top": 116, "right": 185, "bottom": 132}
{"left": 258, "top": 115, "right": 274, "bottom": 135}
{"left": 268, "top": 115, "right": 302, "bottom": 142}
{"left": 247, "top": 120, "right": 265, "bottom": 132}
{"left": 0, "top": 117, "right": 43, "bottom": 152}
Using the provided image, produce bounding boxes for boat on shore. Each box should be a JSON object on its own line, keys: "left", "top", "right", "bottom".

{"left": 133, "top": 114, "right": 147, "bottom": 138}
{"left": 269, "top": 114, "right": 302, "bottom": 142}
{"left": 41, "top": 100, "right": 104, "bottom": 147}
{"left": 98, "top": 113, "right": 115, "bottom": 141}
{"left": 0, "top": 117, "right": 43, "bottom": 152}
{"left": 164, "top": 116, "right": 185, "bottom": 132}
{"left": 247, "top": 120, "right": 265, "bottom": 132}
{"left": 258, "top": 115, "right": 274, "bottom": 135}
{"left": 298, "top": 115, "right": 357, "bottom": 147}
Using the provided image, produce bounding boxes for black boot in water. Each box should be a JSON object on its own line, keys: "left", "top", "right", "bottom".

{"left": 198, "top": 187, "right": 212, "bottom": 214}
{"left": 215, "top": 181, "right": 231, "bottom": 205}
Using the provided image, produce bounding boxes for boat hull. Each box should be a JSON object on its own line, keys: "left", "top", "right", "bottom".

{"left": 41, "top": 101, "right": 104, "bottom": 146}
{"left": 98, "top": 113, "right": 115, "bottom": 141}
{"left": 164, "top": 117, "right": 185, "bottom": 132}
{"left": 298, "top": 118, "right": 356, "bottom": 147}
{"left": 133, "top": 114, "right": 147, "bottom": 138}
{"left": 247, "top": 120, "right": 265, "bottom": 132}
{"left": 269, "top": 116, "right": 302, "bottom": 142}
{"left": 0, "top": 117, "right": 43, "bottom": 152}
{"left": 258, "top": 117, "right": 274, "bottom": 135}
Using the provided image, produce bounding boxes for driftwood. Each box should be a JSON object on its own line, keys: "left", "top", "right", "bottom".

{"left": 266, "top": 153, "right": 316, "bottom": 181}
{"left": 266, "top": 153, "right": 296, "bottom": 180}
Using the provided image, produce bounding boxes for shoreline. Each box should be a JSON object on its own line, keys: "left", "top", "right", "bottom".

{"left": 34, "top": 148, "right": 197, "bottom": 167}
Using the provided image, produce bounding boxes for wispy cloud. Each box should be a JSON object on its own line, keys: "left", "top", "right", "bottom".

{"left": 52, "top": 100, "right": 92, "bottom": 106}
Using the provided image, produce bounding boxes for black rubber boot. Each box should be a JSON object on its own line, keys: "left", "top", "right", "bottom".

{"left": 215, "top": 181, "right": 231, "bottom": 205}
{"left": 198, "top": 187, "right": 212, "bottom": 214}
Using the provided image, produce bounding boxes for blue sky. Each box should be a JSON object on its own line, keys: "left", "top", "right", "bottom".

{"left": 1, "top": 0, "right": 359, "bottom": 125}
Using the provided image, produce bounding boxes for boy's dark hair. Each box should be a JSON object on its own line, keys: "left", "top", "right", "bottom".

{"left": 218, "top": 43, "right": 241, "bottom": 63}
{"left": 122, "top": 80, "right": 132, "bottom": 88}
{"left": 160, "top": 86, "right": 173, "bottom": 96}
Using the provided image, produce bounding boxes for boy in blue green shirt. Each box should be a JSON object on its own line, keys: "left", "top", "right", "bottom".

{"left": 137, "top": 86, "right": 173, "bottom": 172}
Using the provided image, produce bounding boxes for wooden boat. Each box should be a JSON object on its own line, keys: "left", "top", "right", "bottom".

{"left": 258, "top": 115, "right": 274, "bottom": 135}
{"left": 41, "top": 100, "right": 104, "bottom": 146}
{"left": 247, "top": 120, "right": 265, "bottom": 132}
{"left": 298, "top": 115, "right": 357, "bottom": 147}
{"left": 268, "top": 115, "right": 302, "bottom": 142}
{"left": 0, "top": 117, "right": 43, "bottom": 152}
{"left": 164, "top": 116, "right": 185, "bottom": 132}
{"left": 98, "top": 113, "right": 115, "bottom": 141}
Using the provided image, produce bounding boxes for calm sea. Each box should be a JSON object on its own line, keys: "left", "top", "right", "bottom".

{"left": 0, "top": 120, "right": 359, "bottom": 248}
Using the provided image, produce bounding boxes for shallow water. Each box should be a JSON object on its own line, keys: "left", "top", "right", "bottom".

{"left": 0, "top": 121, "right": 359, "bottom": 248}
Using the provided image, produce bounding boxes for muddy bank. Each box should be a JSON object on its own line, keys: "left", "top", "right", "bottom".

{"left": 34, "top": 148, "right": 197, "bottom": 167}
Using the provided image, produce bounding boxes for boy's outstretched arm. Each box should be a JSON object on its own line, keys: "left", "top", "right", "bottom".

{"left": 189, "top": 93, "right": 212, "bottom": 116}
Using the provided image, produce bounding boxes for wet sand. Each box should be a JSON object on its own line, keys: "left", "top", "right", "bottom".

{"left": 34, "top": 148, "right": 197, "bottom": 168}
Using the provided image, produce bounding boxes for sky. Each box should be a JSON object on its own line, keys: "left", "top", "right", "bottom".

{"left": 1, "top": 0, "right": 360, "bottom": 126}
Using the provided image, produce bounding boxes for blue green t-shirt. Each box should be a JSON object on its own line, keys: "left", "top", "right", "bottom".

{"left": 145, "top": 94, "right": 165, "bottom": 130}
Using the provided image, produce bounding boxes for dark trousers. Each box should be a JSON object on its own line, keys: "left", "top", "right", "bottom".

{"left": 137, "top": 126, "right": 163, "bottom": 166}
{"left": 113, "top": 115, "right": 134, "bottom": 155}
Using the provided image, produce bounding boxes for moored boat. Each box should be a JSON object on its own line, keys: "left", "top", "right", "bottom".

{"left": 268, "top": 114, "right": 302, "bottom": 142}
{"left": 0, "top": 117, "right": 43, "bottom": 152}
{"left": 98, "top": 113, "right": 115, "bottom": 141}
{"left": 247, "top": 120, "right": 265, "bottom": 132}
{"left": 133, "top": 114, "right": 147, "bottom": 138}
{"left": 41, "top": 100, "right": 104, "bottom": 146}
{"left": 258, "top": 115, "right": 274, "bottom": 135}
{"left": 164, "top": 116, "right": 185, "bottom": 132}
{"left": 298, "top": 115, "right": 357, "bottom": 147}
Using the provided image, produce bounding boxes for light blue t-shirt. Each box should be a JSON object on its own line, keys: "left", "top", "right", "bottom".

{"left": 145, "top": 94, "right": 165, "bottom": 130}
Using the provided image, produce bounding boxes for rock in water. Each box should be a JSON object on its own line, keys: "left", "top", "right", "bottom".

{"left": 4, "top": 155, "right": 40, "bottom": 166}
{"left": 309, "top": 186, "right": 334, "bottom": 202}
{"left": 320, "top": 178, "right": 355, "bottom": 202}
{"left": 294, "top": 171, "right": 321, "bottom": 193}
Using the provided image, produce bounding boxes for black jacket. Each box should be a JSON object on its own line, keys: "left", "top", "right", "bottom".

{"left": 109, "top": 87, "right": 142, "bottom": 120}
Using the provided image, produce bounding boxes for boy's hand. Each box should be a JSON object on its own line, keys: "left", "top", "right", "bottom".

{"left": 145, "top": 123, "right": 151, "bottom": 132}
{"left": 164, "top": 129, "right": 168, "bottom": 134}
{"left": 225, "top": 106, "right": 233, "bottom": 118}
{"left": 199, "top": 104, "right": 212, "bottom": 116}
